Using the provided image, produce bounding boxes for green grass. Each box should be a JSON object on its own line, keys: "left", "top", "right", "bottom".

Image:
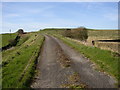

{"left": 42, "top": 28, "right": 119, "bottom": 39}
{"left": 40, "top": 28, "right": 65, "bottom": 35}
{"left": 43, "top": 28, "right": 66, "bottom": 31}
{"left": 0, "top": 33, "right": 17, "bottom": 48}
{"left": 2, "top": 32, "right": 45, "bottom": 88}
{"left": 2, "top": 28, "right": 119, "bottom": 88}
{"left": 54, "top": 34, "right": 119, "bottom": 82}
{"left": 17, "top": 35, "right": 30, "bottom": 46}
{"left": 2, "top": 33, "right": 31, "bottom": 64}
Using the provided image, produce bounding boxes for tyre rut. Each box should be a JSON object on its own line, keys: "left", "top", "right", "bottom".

{"left": 31, "top": 35, "right": 116, "bottom": 88}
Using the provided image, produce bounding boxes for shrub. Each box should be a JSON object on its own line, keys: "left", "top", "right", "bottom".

{"left": 18, "top": 29, "right": 24, "bottom": 34}
{"left": 9, "top": 39, "right": 17, "bottom": 46}
{"left": 8, "top": 36, "right": 20, "bottom": 46}
{"left": 63, "top": 27, "right": 88, "bottom": 41}
{"left": 63, "top": 29, "right": 72, "bottom": 38}
{"left": 72, "top": 27, "right": 88, "bottom": 41}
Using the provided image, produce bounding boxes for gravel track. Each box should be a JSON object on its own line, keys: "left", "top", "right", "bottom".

{"left": 31, "top": 35, "right": 116, "bottom": 88}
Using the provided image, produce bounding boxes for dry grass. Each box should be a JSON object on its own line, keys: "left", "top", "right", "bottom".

{"left": 57, "top": 49, "right": 71, "bottom": 68}
{"left": 69, "top": 72, "right": 80, "bottom": 83}
{"left": 61, "top": 72, "right": 87, "bottom": 88}
{"left": 95, "top": 42, "right": 120, "bottom": 54}
{"left": 82, "top": 30, "right": 119, "bottom": 53}
{"left": 88, "top": 30, "right": 119, "bottom": 40}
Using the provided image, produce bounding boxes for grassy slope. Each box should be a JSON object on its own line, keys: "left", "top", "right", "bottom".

{"left": 88, "top": 30, "right": 119, "bottom": 39}
{"left": 2, "top": 29, "right": 119, "bottom": 88}
{"left": 2, "top": 32, "right": 44, "bottom": 88}
{"left": 41, "top": 28, "right": 119, "bottom": 38}
{"left": 53, "top": 34, "right": 119, "bottom": 82}
{"left": 0, "top": 33, "right": 17, "bottom": 48}
{"left": 42, "top": 29, "right": 119, "bottom": 40}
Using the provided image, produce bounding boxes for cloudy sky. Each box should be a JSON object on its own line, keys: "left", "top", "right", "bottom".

{"left": 1, "top": 2, "right": 118, "bottom": 33}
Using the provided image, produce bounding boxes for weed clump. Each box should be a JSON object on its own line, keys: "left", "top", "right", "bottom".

{"left": 16, "top": 52, "right": 20, "bottom": 55}
{"left": 17, "top": 29, "right": 24, "bottom": 34}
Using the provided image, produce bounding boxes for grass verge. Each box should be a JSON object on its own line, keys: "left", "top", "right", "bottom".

{"left": 53, "top": 34, "right": 119, "bottom": 84}
{"left": 2, "top": 33, "right": 45, "bottom": 88}
{"left": 1, "top": 33, "right": 17, "bottom": 48}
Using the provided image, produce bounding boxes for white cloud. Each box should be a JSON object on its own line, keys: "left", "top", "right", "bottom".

{"left": 2, "top": 18, "right": 82, "bottom": 33}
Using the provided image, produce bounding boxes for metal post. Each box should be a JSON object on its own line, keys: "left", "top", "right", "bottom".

{"left": 10, "top": 29, "right": 11, "bottom": 38}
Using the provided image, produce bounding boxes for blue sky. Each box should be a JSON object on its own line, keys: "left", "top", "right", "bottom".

{"left": 2, "top": 2, "right": 118, "bottom": 33}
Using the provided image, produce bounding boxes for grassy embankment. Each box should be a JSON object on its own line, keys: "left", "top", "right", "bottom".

{"left": 42, "top": 28, "right": 119, "bottom": 53}
{"left": 2, "top": 32, "right": 44, "bottom": 88}
{"left": 2, "top": 29, "right": 119, "bottom": 88}
{"left": 88, "top": 30, "right": 119, "bottom": 53}
{"left": 0, "top": 33, "right": 17, "bottom": 48}
{"left": 53, "top": 34, "right": 119, "bottom": 84}
{"left": 88, "top": 29, "right": 119, "bottom": 40}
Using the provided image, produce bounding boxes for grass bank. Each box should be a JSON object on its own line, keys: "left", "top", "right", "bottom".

{"left": 53, "top": 34, "right": 119, "bottom": 83}
{"left": 0, "top": 33, "right": 17, "bottom": 48}
{"left": 2, "top": 33, "right": 45, "bottom": 88}
{"left": 88, "top": 30, "right": 119, "bottom": 40}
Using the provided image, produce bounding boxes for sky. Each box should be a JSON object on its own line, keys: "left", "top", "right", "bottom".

{"left": 1, "top": 0, "right": 119, "bottom": 2}
{"left": 1, "top": 2, "right": 118, "bottom": 33}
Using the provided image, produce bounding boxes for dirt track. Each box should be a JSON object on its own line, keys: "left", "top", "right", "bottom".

{"left": 31, "top": 35, "right": 116, "bottom": 88}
